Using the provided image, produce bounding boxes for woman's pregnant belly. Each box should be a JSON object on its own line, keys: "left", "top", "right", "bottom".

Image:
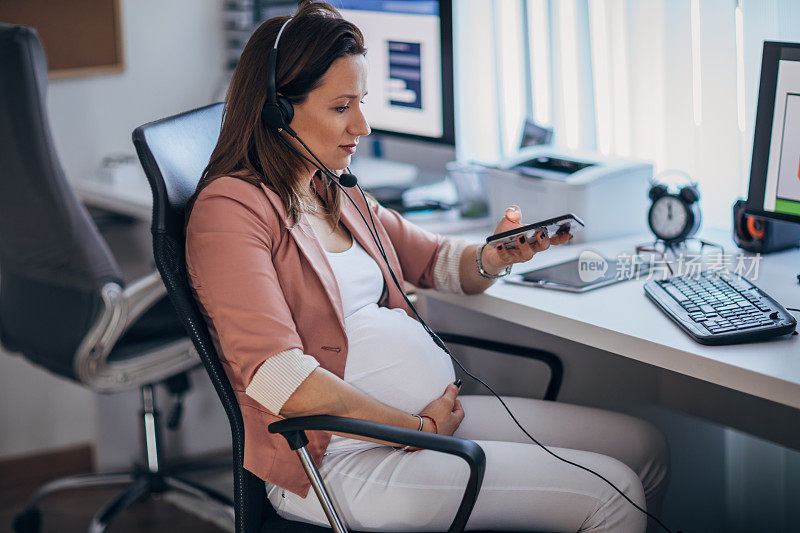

{"left": 326, "top": 303, "right": 456, "bottom": 453}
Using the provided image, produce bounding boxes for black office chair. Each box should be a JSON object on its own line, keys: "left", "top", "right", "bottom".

{"left": 133, "top": 102, "right": 565, "bottom": 533}
{"left": 0, "top": 24, "right": 234, "bottom": 532}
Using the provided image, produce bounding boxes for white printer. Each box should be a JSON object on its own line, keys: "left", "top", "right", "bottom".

{"left": 486, "top": 147, "right": 653, "bottom": 243}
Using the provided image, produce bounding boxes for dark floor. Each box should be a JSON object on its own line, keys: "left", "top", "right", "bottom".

{"left": 1, "top": 484, "right": 227, "bottom": 532}
{"left": 1, "top": 446, "right": 233, "bottom": 532}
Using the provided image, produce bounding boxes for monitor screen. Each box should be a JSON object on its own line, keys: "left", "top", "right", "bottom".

{"left": 338, "top": 0, "right": 455, "bottom": 145}
{"left": 747, "top": 42, "right": 800, "bottom": 224}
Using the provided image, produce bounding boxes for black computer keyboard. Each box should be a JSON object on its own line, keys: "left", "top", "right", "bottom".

{"left": 644, "top": 271, "right": 796, "bottom": 345}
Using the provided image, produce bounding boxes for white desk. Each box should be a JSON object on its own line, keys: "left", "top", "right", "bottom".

{"left": 71, "top": 177, "right": 153, "bottom": 221}
{"left": 420, "top": 231, "right": 800, "bottom": 411}
{"left": 72, "top": 174, "right": 800, "bottom": 409}
{"left": 70, "top": 176, "right": 496, "bottom": 234}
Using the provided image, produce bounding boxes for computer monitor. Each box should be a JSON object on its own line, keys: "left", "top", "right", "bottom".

{"left": 338, "top": 0, "right": 455, "bottom": 145}
{"left": 746, "top": 41, "right": 800, "bottom": 224}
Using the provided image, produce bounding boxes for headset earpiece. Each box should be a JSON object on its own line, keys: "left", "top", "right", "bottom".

{"left": 261, "top": 96, "right": 295, "bottom": 135}
{"left": 277, "top": 96, "right": 294, "bottom": 124}
{"left": 261, "top": 101, "right": 286, "bottom": 131}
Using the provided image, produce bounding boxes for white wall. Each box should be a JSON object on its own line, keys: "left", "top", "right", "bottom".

{"left": 0, "top": 352, "right": 98, "bottom": 458}
{"left": 48, "top": 0, "right": 225, "bottom": 183}
{"left": 0, "top": 0, "right": 224, "bottom": 460}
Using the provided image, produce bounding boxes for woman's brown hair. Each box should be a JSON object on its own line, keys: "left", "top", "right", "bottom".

{"left": 187, "top": 1, "right": 366, "bottom": 225}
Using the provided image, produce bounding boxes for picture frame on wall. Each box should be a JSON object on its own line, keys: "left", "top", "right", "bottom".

{"left": 0, "top": 0, "right": 124, "bottom": 79}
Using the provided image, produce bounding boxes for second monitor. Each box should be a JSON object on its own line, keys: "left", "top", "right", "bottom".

{"left": 747, "top": 41, "right": 800, "bottom": 226}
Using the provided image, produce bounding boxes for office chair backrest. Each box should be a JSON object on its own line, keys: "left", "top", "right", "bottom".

{"left": 0, "top": 24, "right": 122, "bottom": 378}
{"left": 133, "top": 103, "right": 271, "bottom": 533}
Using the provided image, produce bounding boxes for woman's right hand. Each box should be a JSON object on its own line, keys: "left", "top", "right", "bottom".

{"left": 419, "top": 383, "right": 465, "bottom": 436}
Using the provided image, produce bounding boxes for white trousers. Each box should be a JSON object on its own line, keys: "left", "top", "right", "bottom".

{"left": 267, "top": 396, "right": 670, "bottom": 532}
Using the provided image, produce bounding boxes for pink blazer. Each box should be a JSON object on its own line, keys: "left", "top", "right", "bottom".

{"left": 185, "top": 175, "right": 446, "bottom": 497}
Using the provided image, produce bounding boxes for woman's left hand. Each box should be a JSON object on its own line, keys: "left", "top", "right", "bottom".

{"left": 481, "top": 205, "right": 572, "bottom": 273}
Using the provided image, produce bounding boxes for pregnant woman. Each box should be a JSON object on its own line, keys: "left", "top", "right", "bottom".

{"left": 185, "top": 2, "right": 669, "bottom": 531}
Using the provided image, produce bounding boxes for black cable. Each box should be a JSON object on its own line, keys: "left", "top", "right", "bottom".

{"left": 278, "top": 132, "right": 675, "bottom": 533}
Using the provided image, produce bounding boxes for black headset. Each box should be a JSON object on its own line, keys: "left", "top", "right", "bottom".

{"left": 261, "top": 16, "right": 358, "bottom": 188}
{"left": 261, "top": 18, "right": 297, "bottom": 138}
{"left": 257, "top": 16, "right": 677, "bottom": 533}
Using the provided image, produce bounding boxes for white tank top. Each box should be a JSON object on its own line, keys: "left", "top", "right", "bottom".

{"left": 323, "top": 238, "right": 456, "bottom": 453}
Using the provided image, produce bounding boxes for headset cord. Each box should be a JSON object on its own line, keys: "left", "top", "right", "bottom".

{"left": 277, "top": 133, "right": 676, "bottom": 533}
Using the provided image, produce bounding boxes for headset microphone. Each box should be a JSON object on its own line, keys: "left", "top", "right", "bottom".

{"left": 276, "top": 129, "right": 358, "bottom": 190}
{"left": 338, "top": 172, "right": 358, "bottom": 188}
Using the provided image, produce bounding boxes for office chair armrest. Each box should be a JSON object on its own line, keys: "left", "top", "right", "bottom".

{"left": 74, "top": 270, "right": 197, "bottom": 392}
{"left": 269, "top": 415, "right": 485, "bottom": 533}
{"left": 435, "top": 332, "right": 563, "bottom": 401}
{"left": 121, "top": 269, "right": 169, "bottom": 327}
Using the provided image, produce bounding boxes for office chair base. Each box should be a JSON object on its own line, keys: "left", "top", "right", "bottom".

{"left": 12, "top": 385, "right": 234, "bottom": 533}
{"left": 12, "top": 467, "right": 234, "bottom": 533}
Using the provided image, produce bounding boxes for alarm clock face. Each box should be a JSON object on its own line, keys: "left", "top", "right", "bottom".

{"left": 649, "top": 195, "right": 690, "bottom": 241}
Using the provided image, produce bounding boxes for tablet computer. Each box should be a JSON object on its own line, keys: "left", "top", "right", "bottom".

{"left": 505, "top": 256, "right": 650, "bottom": 293}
